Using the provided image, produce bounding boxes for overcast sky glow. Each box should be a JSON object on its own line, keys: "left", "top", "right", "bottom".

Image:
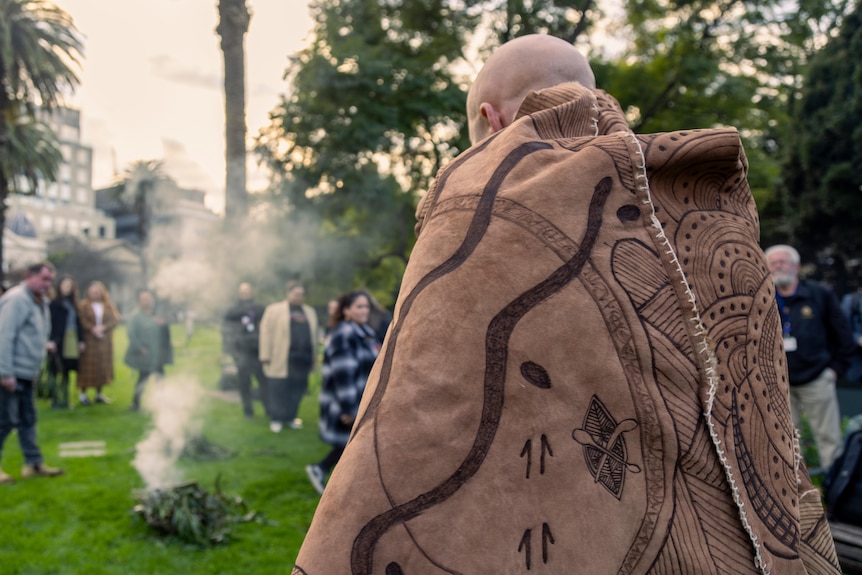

{"left": 58, "top": 0, "right": 314, "bottom": 213}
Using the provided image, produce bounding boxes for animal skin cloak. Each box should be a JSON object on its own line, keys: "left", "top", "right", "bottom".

{"left": 293, "top": 84, "right": 840, "bottom": 575}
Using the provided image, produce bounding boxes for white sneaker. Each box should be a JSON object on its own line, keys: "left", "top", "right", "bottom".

{"left": 269, "top": 421, "right": 283, "bottom": 433}
{"left": 305, "top": 464, "right": 325, "bottom": 494}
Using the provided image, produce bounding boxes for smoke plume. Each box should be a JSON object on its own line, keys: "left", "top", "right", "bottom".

{"left": 132, "top": 374, "right": 206, "bottom": 490}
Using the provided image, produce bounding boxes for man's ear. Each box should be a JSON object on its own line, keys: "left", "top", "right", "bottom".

{"left": 480, "top": 102, "right": 506, "bottom": 134}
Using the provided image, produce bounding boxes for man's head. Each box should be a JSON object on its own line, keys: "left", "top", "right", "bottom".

{"left": 137, "top": 288, "right": 154, "bottom": 312}
{"left": 765, "top": 245, "right": 801, "bottom": 289}
{"left": 24, "top": 262, "right": 55, "bottom": 299}
{"left": 466, "top": 34, "right": 595, "bottom": 144}
{"left": 286, "top": 281, "right": 305, "bottom": 305}
{"left": 238, "top": 282, "right": 254, "bottom": 301}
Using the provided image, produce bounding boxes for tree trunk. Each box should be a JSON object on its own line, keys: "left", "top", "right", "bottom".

{"left": 217, "top": 0, "right": 250, "bottom": 228}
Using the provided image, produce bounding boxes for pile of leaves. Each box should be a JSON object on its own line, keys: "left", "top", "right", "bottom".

{"left": 180, "top": 436, "right": 236, "bottom": 461}
{"left": 132, "top": 478, "right": 263, "bottom": 546}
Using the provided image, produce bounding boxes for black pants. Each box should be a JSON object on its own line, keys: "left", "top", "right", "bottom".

{"left": 132, "top": 369, "right": 163, "bottom": 409}
{"left": 269, "top": 360, "right": 311, "bottom": 423}
{"left": 235, "top": 354, "right": 268, "bottom": 417}
{"left": 318, "top": 445, "right": 345, "bottom": 474}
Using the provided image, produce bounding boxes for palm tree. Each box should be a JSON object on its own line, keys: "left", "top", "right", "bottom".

{"left": 0, "top": 0, "right": 82, "bottom": 282}
{"left": 216, "top": 0, "right": 250, "bottom": 227}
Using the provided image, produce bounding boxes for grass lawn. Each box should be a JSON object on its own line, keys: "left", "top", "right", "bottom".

{"left": 0, "top": 324, "right": 325, "bottom": 574}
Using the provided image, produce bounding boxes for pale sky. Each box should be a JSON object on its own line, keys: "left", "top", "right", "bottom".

{"left": 57, "top": 0, "right": 315, "bottom": 213}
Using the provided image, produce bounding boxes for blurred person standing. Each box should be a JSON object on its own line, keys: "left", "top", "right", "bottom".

{"left": 841, "top": 285, "right": 862, "bottom": 383}
{"left": 77, "top": 281, "right": 121, "bottom": 405}
{"left": 0, "top": 262, "right": 64, "bottom": 483}
{"left": 766, "top": 244, "right": 855, "bottom": 468}
{"left": 48, "top": 275, "right": 85, "bottom": 408}
{"left": 223, "top": 282, "right": 268, "bottom": 419}
{"left": 305, "top": 291, "right": 379, "bottom": 494}
{"left": 259, "top": 281, "right": 318, "bottom": 432}
{"left": 125, "top": 288, "right": 167, "bottom": 411}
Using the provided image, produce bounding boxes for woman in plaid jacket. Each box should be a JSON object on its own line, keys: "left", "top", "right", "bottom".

{"left": 305, "top": 291, "right": 380, "bottom": 494}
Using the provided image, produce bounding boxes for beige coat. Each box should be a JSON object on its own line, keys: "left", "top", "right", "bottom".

{"left": 258, "top": 301, "right": 318, "bottom": 378}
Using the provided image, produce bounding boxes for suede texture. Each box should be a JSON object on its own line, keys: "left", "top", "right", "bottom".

{"left": 293, "top": 84, "right": 840, "bottom": 575}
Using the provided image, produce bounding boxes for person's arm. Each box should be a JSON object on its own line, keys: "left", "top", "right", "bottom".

{"left": 842, "top": 293, "right": 862, "bottom": 345}
{"left": 826, "top": 287, "right": 855, "bottom": 376}
{"left": 48, "top": 302, "right": 62, "bottom": 347}
{"left": 126, "top": 315, "right": 143, "bottom": 354}
{"left": 102, "top": 305, "right": 121, "bottom": 331}
{"left": 258, "top": 307, "right": 272, "bottom": 365}
{"left": 79, "top": 303, "right": 95, "bottom": 331}
{"left": 74, "top": 308, "right": 86, "bottom": 352}
{"left": 0, "top": 298, "right": 23, "bottom": 389}
{"left": 306, "top": 304, "right": 319, "bottom": 370}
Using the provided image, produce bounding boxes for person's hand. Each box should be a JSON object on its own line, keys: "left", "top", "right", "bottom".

{"left": 79, "top": 342, "right": 86, "bottom": 352}
{"left": 45, "top": 341, "right": 57, "bottom": 353}
{"left": 0, "top": 376, "right": 16, "bottom": 392}
{"left": 140, "top": 347, "right": 149, "bottom": 356}
{"left": 825, "top": 367, "right": 837, "bottom": 380}
{"left": 92, "top": 325, "right": 104, "bottom": 338}
{"left": 339, "top": 414, "right": 356, "bottom": 426}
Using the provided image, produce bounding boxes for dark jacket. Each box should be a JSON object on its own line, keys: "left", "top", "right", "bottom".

{"left": 223, "top": 299, "right": 265, "bottom": 356}
{"left": 48, "top": 299, "right": 84, "bottom": 355}
{"left": 318, "top": 321, "right": 379, "bottom": 448}
{"left": 781, "top": 279, "right": 855, "bottom": 385}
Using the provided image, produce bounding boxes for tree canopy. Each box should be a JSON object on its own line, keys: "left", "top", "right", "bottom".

{"left": 777, "top": 1, "right": 862, "bottom": 269}
{"left": 255, "top": 0, "right": 477, "bottom": 304}
{"left": 254, "top": 0, "right": 854, "bottom": 302}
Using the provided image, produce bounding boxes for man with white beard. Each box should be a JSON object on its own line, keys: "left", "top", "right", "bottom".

{"left": 765, "top": 244, "right": 855, "bottom": 468}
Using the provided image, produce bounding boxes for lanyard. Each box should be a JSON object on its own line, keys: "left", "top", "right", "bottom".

{"left": 775, "top": 292, "right": 791, "bottom": 336}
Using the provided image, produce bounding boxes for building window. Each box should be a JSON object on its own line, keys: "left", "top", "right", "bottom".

{"left": 98, "top": 225, "right": 106, "bottom": 238}
{"left": 59, "top": 164, "right": 72, "bottom": 182}
{"left": 76, "top": 188, "right": 88, "bottom": 204}
{"left": 46, "top": 182, "right": 58, "bottom": 199}
{"left": 76, "top": 169, "right": 89, "bottom": 186}
{"left": 59, "top": 182, "right": 71, "bottom": 201}
{"left": 60, "top": 123, "right": 78, "bottom": 142}
{"left": 55, "top": 217, "right": 66, "bottom": 233}
{"left": 41, "top": 215, "right": 52, "bottom": 231}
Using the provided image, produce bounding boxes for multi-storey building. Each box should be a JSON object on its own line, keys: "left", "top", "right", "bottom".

{"left": 2, "top": 107, "right": 116, "bottom": 275}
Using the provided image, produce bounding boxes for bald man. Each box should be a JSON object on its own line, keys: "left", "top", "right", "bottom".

{"left": 293, "top": 35, "right": 840, "bottom": 575}
{"left": 466, "top": 34, "right": 595, "bottom": 143}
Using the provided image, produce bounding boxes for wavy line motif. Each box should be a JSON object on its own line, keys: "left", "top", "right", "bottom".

{"left": 353, "top": 141, "right": 552, "bottom": 439}
{"left": 349, "top": 177, "right": 613, "bottom": 575}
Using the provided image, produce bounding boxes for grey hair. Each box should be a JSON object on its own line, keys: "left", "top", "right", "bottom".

{"left": 765, "top": 244, "right": 800, "bottom": 265}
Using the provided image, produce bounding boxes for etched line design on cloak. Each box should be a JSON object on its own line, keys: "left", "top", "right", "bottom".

{"left": 353, "top": 140, "right": 553, "bottom": 438}
{"left": 350, "top": 177, "right": 614, "bottom": 575}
